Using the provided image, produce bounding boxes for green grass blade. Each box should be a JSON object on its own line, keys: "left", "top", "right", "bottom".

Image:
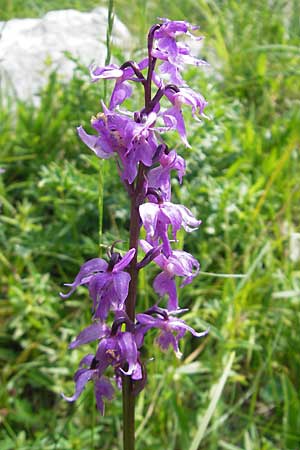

{"left": 189, "top": 352, "right": 235, "bottom": 450}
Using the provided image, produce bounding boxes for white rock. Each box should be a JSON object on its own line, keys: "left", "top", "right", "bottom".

{"left": 0, "top": 8, "right": 131, "bottom": 102}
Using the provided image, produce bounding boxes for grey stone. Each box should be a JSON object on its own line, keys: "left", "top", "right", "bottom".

{"left": 0, "top": 8, "right": 131, "bottom": 103}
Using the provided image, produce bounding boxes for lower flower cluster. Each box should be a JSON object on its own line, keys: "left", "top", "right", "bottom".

{"left": 61, "top": 247, "right": 208, "bottom": 414}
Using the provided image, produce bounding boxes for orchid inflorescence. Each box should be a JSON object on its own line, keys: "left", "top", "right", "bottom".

{"left": 61, "top": 18, "right": 209, "bottom": 416}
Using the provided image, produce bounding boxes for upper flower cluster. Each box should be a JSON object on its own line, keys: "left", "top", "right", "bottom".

{"left": 61, "top": 18, "right": 208, "bottom": 415}
{"left": 152, "top": 18, "right": 207, "bottom": 85}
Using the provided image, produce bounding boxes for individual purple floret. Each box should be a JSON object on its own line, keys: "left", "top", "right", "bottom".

{"left": 139, "top": 240, "right": 199, "bottom": 310}
{"left": 61, "top": 354, "right": 115, "bottom": 415}
{"left": 60, "top": 258, "right": 109, "bottom": 299}
{"left": 78, "top": 105, "right": 165, "bottom": 184}
{"left": 95, "top": 330, "right": 141, "bottom": 378}
{"left": 139, "top": 200, "right": 201, "bottom": 257}
{"left": 60, "top": 249, "right": 135, "bottom": 320}
{"left": 90, "top": 59, "right": 148, "bottom": 109}
{"left": 136, "top": 306, "right": 208, "bottom": 358}
{"left": 147, "top": 149, "right": 185, "bottom": 201}
{"left": 67, "top": 315, "right": 141, "bottom": 375}
{"left": 163, "top": 87, "right": 208, "bottom": 146}
{"left": 89, "top": 249, "right": 135, "bottom": 320}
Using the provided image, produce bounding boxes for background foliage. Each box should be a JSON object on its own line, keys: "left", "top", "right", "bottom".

{"left": 1, "top": 0, "right": 300, "bottom": 449}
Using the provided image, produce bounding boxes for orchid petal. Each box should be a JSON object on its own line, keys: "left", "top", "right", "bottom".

{"left": 77, "top": 126, "right": 114, "bottom": 159}
{"left": 60, "top": 258, "right": 108, "bottom": 299}
{"left": 113, "top": 248, "right": 135, "bottom": 272}
{"left": 113, "top": 272, "right": 131, "bottom": 304}
{"left": 153, "top": 272, "right": 178, "bottom": 310}
{"left": 94, "top": 377, "right": 114, "bottom": 415}
{"left": 139, "top": 203, "right": 160, "bottom": 237}
{"left": 69, "top": 322, "right": 109, "bottom": 349}
{"left": 61, "top": 369, "right": 94, "bottom": 402}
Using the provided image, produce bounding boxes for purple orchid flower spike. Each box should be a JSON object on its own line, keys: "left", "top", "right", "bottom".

{"left": 63, "top": 18, "right": 210, "bottom": 431}
{"left": 139, "top": 240, "right": 199, "bottom": 310}
{"left": 137, "top": 306, "right": 209, "bottom": 358}
{"left": 139, "top": 200, "right": 201, "bottom": 257}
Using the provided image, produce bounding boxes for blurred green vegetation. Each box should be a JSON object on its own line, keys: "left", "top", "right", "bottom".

{"left": 1, "top": 0, "right": 300, "bottom": 449}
